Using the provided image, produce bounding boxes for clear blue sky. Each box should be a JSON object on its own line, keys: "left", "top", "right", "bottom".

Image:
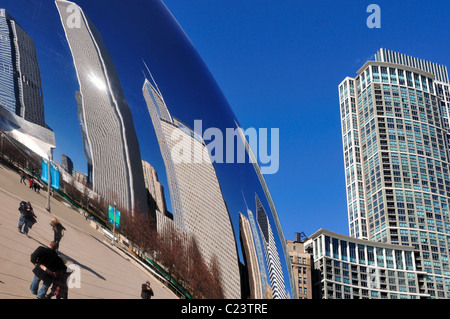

{"left": 161, "top": 0, "right": 450, "bottom": 240}
{"left": 3, "top": 0, "right": 450, "bottom": 242}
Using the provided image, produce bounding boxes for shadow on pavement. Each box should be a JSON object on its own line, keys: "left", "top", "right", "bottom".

{"left": 58, "top": 251, "right": 106, "bottom": 281}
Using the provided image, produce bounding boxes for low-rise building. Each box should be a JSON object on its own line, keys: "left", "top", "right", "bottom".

{"left": 286, "top": 232, "right": 312, "bottom": 299}
{"left": 304, "top": 229, "right": 429, "bottom": 299}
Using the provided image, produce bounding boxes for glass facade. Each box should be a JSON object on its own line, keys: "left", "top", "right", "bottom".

{"left": 339, "top": 50, "right": 450, "bottom": 298}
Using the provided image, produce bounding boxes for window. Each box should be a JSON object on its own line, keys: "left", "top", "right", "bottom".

{"left": 376, "top": 248, "right": 384, "bottom": 267}
{"left": 367, "top": 246, "right": 375, "bottom": 265}
{"left": 333, "top": 238, "right": 340, "bottom": 258}
{"left": 349, "top": 243, "right": 357, "bottom": 262}
{"left": 358, "top": 244, "right": 366, "bottom": 264}
{"left": 325, "top": 236, "right": 331, "bottom": 257}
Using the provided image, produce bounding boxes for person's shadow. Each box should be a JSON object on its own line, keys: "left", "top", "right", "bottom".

{"left": 58, "top": 251, "right": 106, "bottom": 281}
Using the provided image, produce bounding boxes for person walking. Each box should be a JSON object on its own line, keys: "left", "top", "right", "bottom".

{"left": 30, "top": 241, "right": 65, "bottom": 299}
{"left": 40, "top": 260, "right": 72, "bottom": 299}
{"left": 29, "top": 177, "right": 33, "bottom": 189}
{"left": 18, "top": 201, "right": 37, "bottom": 237}
{"left": 141, "top": 281, "right": 154, "bottom": 299}
{"left": 50, "top": 217, "right": 66, "bottom": 251}
{"left": 17, "top": 201, "right": 27, "bottom": 233}
{"left": 19, "top": 171, "right": 27, "bottom": 185}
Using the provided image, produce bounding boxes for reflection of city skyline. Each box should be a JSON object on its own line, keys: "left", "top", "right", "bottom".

{"left": 0, "top": 0, "right": 294, "bottom": 299}
{"left": 0, "top": 8, "right": 55, "bottom": 158}
{"left": 0, "top": 9, "right": 45, "bottom": 126}
{"left": 256, "top": 194, "right": 287, "bottom": 299}
{"left": 55, "top": 0, "right": 148, "bottom": 214}
{"left": 143, "top": 78, "right": 242, "bottom": 299}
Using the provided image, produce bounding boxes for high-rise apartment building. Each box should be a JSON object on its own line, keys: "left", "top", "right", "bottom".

{"left": 56, "top": 0, "right": 148, "bottom": 214}
{"left": 339, "top": 49, "right": 450, "bottom": 298}
{"left": 143, "top": 79, "right": 241, "bottom": 299}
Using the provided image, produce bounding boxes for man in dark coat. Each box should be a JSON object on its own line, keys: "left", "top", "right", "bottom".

{"left": 30, "top": 241, "right": 65, "bottom": 299}
{"left": 141, "top": 281, "right": 154, "bottom": 299}
{"left": 18, "top": 202, "right": 37, "bottom": 237}
{"left": 17, "top": 201, "right": 27, "bottom": 233}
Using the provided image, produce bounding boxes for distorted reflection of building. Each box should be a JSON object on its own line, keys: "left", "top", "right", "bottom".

{"left": 55, "top": 0, "right": 148, "bottom": 214}
{"left": 244, "top": 206, "right": 269, "bottom": 298}
{"left": 54, "top": 159, "right": 100, "bottom": 205}
{"left": 73, "top": 169, "right": 88, "bottom": 185}
{"left": 0, "top": 9, "right": 55, "bottom": 158}
{"left": 61, "top": 154, "right": 73, "bottom": 175}
{"left": 256, "top": 194, "right": 287, "bottom": 299}
{"left": 239, "top": 213, "right": 263, "bottom": 299}
{"left": 75, "top": 90, "right": 92, "bottom": 185}
{"left": 143, "top": 79, "right": 241, "bottom": 299}
{"left": 141, "top": 159, "right": 168, "bottom": 219}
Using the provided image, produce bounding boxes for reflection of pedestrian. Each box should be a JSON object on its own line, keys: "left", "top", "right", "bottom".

{"left": 19, "top": 171, "right": 26, "bottom": 185}
{"left": 141, "top": 281, "right": 154, "bottom": 299}
{"left": 40, "top": 261, "right": 71, "bottom": 299}
{"left": 30, "top": 241, "right": 65, "bottom": 299}
{"left": 50, "top": 217, "right": 66, "bottom": 251}
{"left": 18, "top": 201, "right": 27, "bottom": 233}
{"left": 18, "top": 202, "right": 37, "bottom": 237}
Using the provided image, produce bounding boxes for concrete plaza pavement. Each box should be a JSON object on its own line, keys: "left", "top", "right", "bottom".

{"left": 0, "top": 162, "right": 178, "bottom": 299}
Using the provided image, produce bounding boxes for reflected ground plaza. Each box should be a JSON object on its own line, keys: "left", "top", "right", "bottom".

{"left": 0, "top": 162, "right": 177, "bottom": 299}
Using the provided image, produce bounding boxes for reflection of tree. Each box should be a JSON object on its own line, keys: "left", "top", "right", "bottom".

{"left": 120, "top": 208, "right": 156, "bottom": 257}
{"left": 186, "top": 237, "right": 224, "bottom": 299}
{"left": 158, "top": 223, "right": 186, "bottom": 282}
{"left": 208, "top": 255, "right": 225, "bottom": 299}
{"left": 0, "top": 132, "right": 42, "bottom": 177}
{"left": 120, "top": 211, "right": 224, "bottom": 299}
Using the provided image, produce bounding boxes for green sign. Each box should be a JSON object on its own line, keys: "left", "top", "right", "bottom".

{"left": 108, "top": 205, "right": 120, "bottom": 229}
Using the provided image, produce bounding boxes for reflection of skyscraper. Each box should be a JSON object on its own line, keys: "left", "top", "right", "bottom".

{"left": 256, "top": 194, "right": 286, "bottom": 299}
{"left": 143, "top": 79, "right": 241, "bottom": 299}
{"left": 239, "top": 213, "right": 263, "bottom": 299}
{"left": 75, "top": 90, "right": 92, "bottom": 185}
{"left": 142, "top": 160, "right": 167, "bottom": 215}
{"left": 61, "top": 154, "right": 73, "bottom": 175}
{"left": 0, "top": 9, "right": 55, "bottom": 158}
{"left": 246, "top": 208, "right": 268, "bottom": 297}
{"left": 0, "top": 9, "right": 45, "bottom": 126}
{"left": 56, "top": 0, "right": 148, "bottom": 213}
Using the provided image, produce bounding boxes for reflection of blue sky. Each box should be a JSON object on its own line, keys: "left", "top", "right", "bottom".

{"left": 1, "top": 0, "right": 293, "bottom": 296}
